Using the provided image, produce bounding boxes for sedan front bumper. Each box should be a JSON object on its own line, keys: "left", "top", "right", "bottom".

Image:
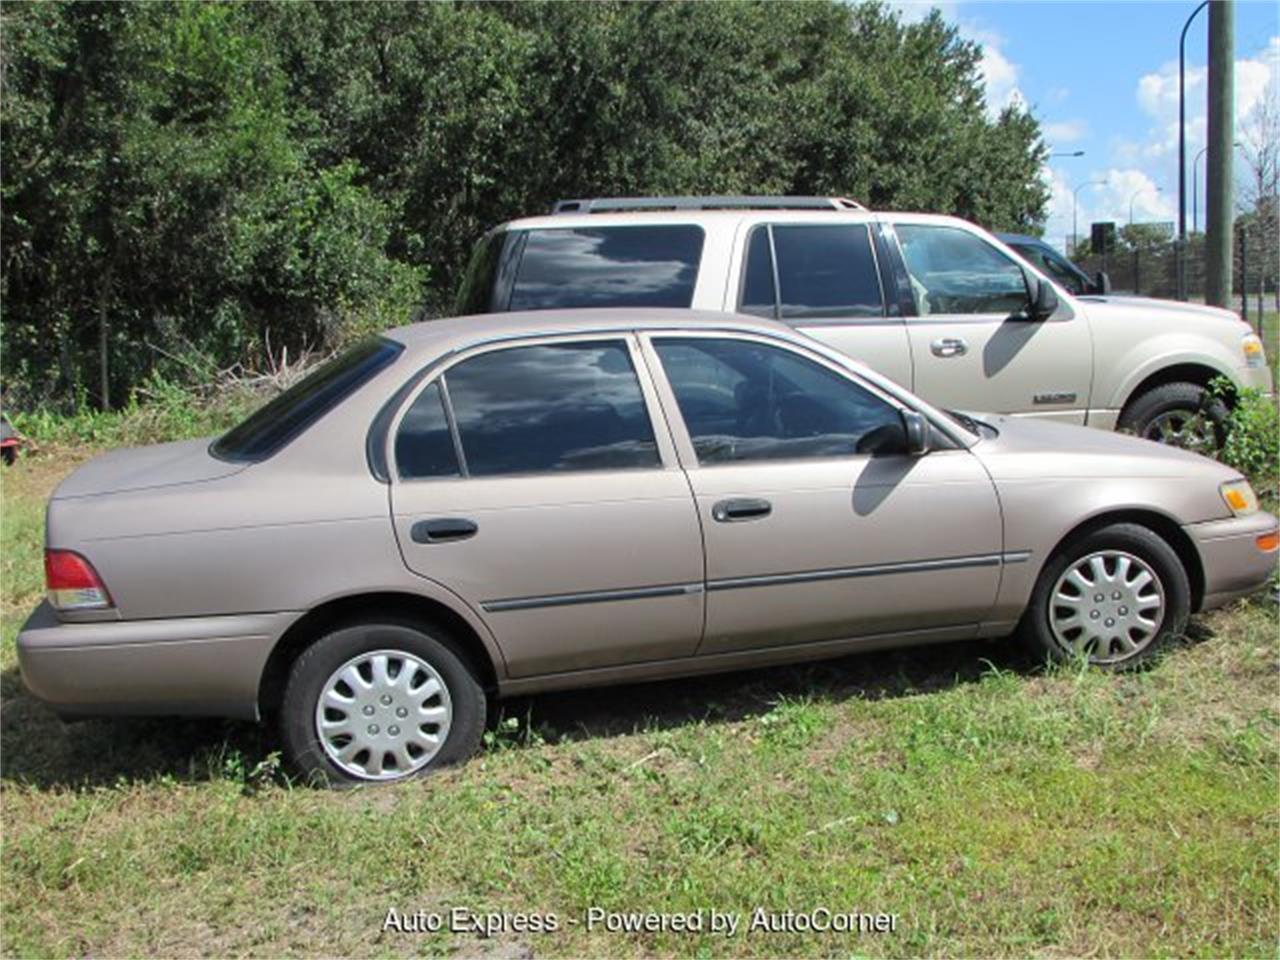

{"left": 1185, "top": 511, "right": 1279, "bottom": 610}
{"left": 16, "top": 601, "right": 295, "bottom": 720}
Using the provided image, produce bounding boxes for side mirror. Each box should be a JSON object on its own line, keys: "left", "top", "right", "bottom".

{"left": 902, "top": 410, "right": 930, "bottom": 456}
{"left": 1092, "top": 271, "right": 1111, "bottom": 295}
{"left": 1026, "top": 276, "right": 1059, "bottom": 321}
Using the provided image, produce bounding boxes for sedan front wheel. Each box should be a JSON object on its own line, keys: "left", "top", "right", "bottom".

{"left": 1020, "top": 523, "right": 1191, "bottom": 671}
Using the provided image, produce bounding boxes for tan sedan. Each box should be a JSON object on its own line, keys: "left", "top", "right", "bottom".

{"left": 18, "top": 309, "right": 1279, "bottom": 785}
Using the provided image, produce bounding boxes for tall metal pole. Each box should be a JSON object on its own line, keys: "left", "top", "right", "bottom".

{"left": 1073, "top": 180, "right": 1105, "bottom": 254}
{"left": 1205, "top": 0, "right": 1235, "bottom": 308}
{"left": 1178, "top": 0, "right": 1209, "bottom": 300}
{"left": 1192, "top": 145, "right": 1208, "bottom": 234}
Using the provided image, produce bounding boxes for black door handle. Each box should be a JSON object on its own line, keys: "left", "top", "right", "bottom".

{"left": 712, "top": 498, "right": 772, "bottom": 523}
{"left": 411, "top": 518, "right": 478, "bottom": 544}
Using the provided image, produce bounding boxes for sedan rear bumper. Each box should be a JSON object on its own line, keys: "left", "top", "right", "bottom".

{"left": 1185, "top": 512, "right": 1279, "bottom": 610}
{"left": 15, "top": 601, "right": 295, "bottom": 720}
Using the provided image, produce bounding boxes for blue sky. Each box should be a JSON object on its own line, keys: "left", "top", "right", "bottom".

{"left": 888, "top": 0, "right": 1279, "bottom": 249}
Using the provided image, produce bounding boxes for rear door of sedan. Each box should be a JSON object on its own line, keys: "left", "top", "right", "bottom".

{"left": 638, "top": 330, "right": 1003, "bottom": 655}
{"left": 387, "top": 334, "right": 704, "bottom": 679}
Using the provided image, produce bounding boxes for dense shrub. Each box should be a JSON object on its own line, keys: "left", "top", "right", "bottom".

{"left": 2, "top": 0, "right": 1049, "bottom": 411}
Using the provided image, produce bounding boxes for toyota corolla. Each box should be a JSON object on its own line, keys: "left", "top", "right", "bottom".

{"left": 18, "top": 309, "right": 1278, "bottom": 785}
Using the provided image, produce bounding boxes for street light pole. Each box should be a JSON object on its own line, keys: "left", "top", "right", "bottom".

{"left": 1193, "top": 140, "right": 1242, "bottom": 234}
{"left": 1192, "top": 145, "right": 1208, "bottom": 234}
{"left": 1072, "top": 180, "right": 1106, "bottom": 254}
{"left": 1178, "top": 0, "right": 1209, "bottom": 300}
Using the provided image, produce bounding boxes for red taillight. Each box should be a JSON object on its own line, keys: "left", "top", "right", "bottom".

{"left": 44, "top": 549, "right": 113, "bottom": 610}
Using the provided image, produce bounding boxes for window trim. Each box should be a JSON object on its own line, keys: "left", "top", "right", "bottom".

{"left": 636, "top": 329, "right": 945, "bottom": 470}
{"left": 386, "top": 333, "right": 679, "bottom": 484}
{"left": 735, "top": 222, "right": 890, "bottom": 326}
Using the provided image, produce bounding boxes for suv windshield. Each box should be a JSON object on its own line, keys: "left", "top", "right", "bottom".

{"left": 457, "top": 225, "right": 704, "bottom": 313}
{"left": 211, "top": 338, "right": 402, "bottom": 462}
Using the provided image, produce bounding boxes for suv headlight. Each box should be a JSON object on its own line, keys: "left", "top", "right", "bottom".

{"left": 1242, "top": 334, "right": 1267, "bottom": 368}
{"left": 1221, "top": 479, "right": 1259, "bottom": 517}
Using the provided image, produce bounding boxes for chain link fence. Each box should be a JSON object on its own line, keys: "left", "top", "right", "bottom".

{"left": 1073, "top": 223, "right": 1277, "bottom": 328}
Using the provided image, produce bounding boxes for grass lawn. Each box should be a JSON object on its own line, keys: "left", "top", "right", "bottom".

{"left": 2, "top": 448, "right": 1278, "bottom": 958}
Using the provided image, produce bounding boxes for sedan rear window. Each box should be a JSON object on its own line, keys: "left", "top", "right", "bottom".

{"left": 212, "top": 338, "right": 402, "bottom": 462}
{"left": 457, "top": 226, "right": 704, "bottom": 313}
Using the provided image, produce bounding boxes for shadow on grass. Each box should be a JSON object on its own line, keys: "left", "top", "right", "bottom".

{"left": 2, "top": 615, "right": 1224, "bottom": 790}
{"left": 499, "top": 636, "right": 1042, "bottom": 748}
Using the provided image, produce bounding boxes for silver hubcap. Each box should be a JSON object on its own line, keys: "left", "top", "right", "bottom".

{"left": 315, "top": 649, "right": 452, "bottom": 781}
{"left": 1144, "top": 410, "right": 1213, "bottom": 449}
{"left": 1049, "top": 550, "right": 1165, "bottom": 663}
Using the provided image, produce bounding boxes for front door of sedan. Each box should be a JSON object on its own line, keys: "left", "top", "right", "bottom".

{"left": 892, "top": 222, "right": 1093, "bottom": 423}
{"left": 388, "top": 336, "right": 704, "bottom": 678}
{"left": 641, "top": 332, "right": 1003, "bottom": 656}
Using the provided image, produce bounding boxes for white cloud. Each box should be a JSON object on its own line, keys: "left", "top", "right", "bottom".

{"left": 1043, "top": 168, "right": 1175, "bottom": 252}
{"left": 962, "top": 24, "right": 1025, "bottom": 116}
{"left": 1043, "top": 120, "right": 1088, "bottom": 144}
{"left": 884, "top": 1, "right": 958, "bottom": 24}
{"left": 1133, "top": 35, "right": 1280, "bottom": 161}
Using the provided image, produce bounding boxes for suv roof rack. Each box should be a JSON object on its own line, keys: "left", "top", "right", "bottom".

{"left": 549, "top": 196, "right": 867, "bottom": 214}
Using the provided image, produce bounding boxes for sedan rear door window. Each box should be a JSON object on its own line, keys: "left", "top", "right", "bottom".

{"left": 439, "top": 340, "right": 660, "bottom": 476}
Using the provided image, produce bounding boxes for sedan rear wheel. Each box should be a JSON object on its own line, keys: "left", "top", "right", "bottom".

{"left": 281, "top": 622, "right": 485, "bottom": 787}
{"left": 1020, "top": 522, "right": 1190, "bottom": 671}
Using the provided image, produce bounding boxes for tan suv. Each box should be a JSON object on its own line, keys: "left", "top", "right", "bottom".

{"left": 458, "top": 197, "right": 1272, "bottom": 446}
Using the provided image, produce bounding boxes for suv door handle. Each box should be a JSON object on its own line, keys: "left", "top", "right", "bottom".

{"left": 930, "top": 337, "right": 968, "bottom": 358}
{"left": 712, "top": 498, "right": 772, "bottom": 523}
{"left": 411, "top": 518, "right": 478, "bottom": 544}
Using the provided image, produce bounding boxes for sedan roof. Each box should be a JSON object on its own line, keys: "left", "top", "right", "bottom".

{"left": 383, "top": 307, "right": 796, "bottom": 354}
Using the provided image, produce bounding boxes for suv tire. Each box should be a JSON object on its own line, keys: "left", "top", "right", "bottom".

{"left": 1118, "top": 381, "right": 1227, "bottom": 449}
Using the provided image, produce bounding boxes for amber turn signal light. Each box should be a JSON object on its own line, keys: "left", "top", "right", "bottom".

{"left": 1256, "top": 531, "right": 1280, "bottom": 553}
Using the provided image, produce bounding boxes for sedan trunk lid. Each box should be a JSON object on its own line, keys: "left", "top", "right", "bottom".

{"left": 52, "top": 438, "right": 246, "bottom": 500}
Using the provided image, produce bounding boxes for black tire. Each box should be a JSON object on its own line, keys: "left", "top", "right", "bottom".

{"left": 1017, "top": 522, "right": 1191, "bottom": 672}
{"left": 1117, "top": 381, "right": 1227, "bottom": 449}
{"left": 280, "top": 621, "right": 486, "bottom": 787}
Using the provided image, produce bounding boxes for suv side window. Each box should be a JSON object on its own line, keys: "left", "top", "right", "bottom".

{"left": 433, "top": 340, "right": 660, "bottom": 477}
{"left": 505, "top": 226, "right": 704, "bottom": 311}
{"left": 739, "top": 224, "right": 884, "bottom": 321}
{"left": 894, "top": 224, "right": 1029, "bottom": 317}
{"left": 653, "top": 337, "right": 906, "bottom": 464}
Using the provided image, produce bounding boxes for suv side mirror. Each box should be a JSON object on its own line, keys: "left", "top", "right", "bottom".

{"left": 1092, "top": 270, "right": 1111, "bottom": 295}
{"left": 1026, "top": 276, "right": 1059, "bottom": 321}
{"left": 902, "top": 410, "right": 930, "bottom": 455}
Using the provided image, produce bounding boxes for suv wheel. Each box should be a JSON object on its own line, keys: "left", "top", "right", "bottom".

{"left": 1118, "top": 381, "right": 1227, "bottom": 450}
{"left": 1018, "top": 522, "right": 1190, "bottom": 671}
{"left": 280, "top": 621, "right": 486, "bottom": 786}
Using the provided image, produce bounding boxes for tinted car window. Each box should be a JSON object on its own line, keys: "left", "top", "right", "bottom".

{"left": 445, "top": 341, "right": 659, "bottom": 476}
{"left": 773, "top": 225, "right": 883, "bottom": 319}
{"left": 213, "top": 338, "right": 402, "bottom": 463}
{"left": 1011, "top": 241, "right": 1088, "bottom": 295}
{"left": 654, "top": 338, "right": 906, "bottom": 464}
{"left": 395, "top": 381, "right": 460, "bottom": 479}
{"left": 739, "top": 226, "right": 777, "bottom": 318}
{"left": 739, "top": 225, "right": 884, "bottom": 320}
{"left": 506, "top": 226, "right": 704, "bottom": 310}
{"left": 458, "top": 230, "right": 522, "bottom": 313}
{"left": 895, "top": 225, "right": 1028, "bottom": 316}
